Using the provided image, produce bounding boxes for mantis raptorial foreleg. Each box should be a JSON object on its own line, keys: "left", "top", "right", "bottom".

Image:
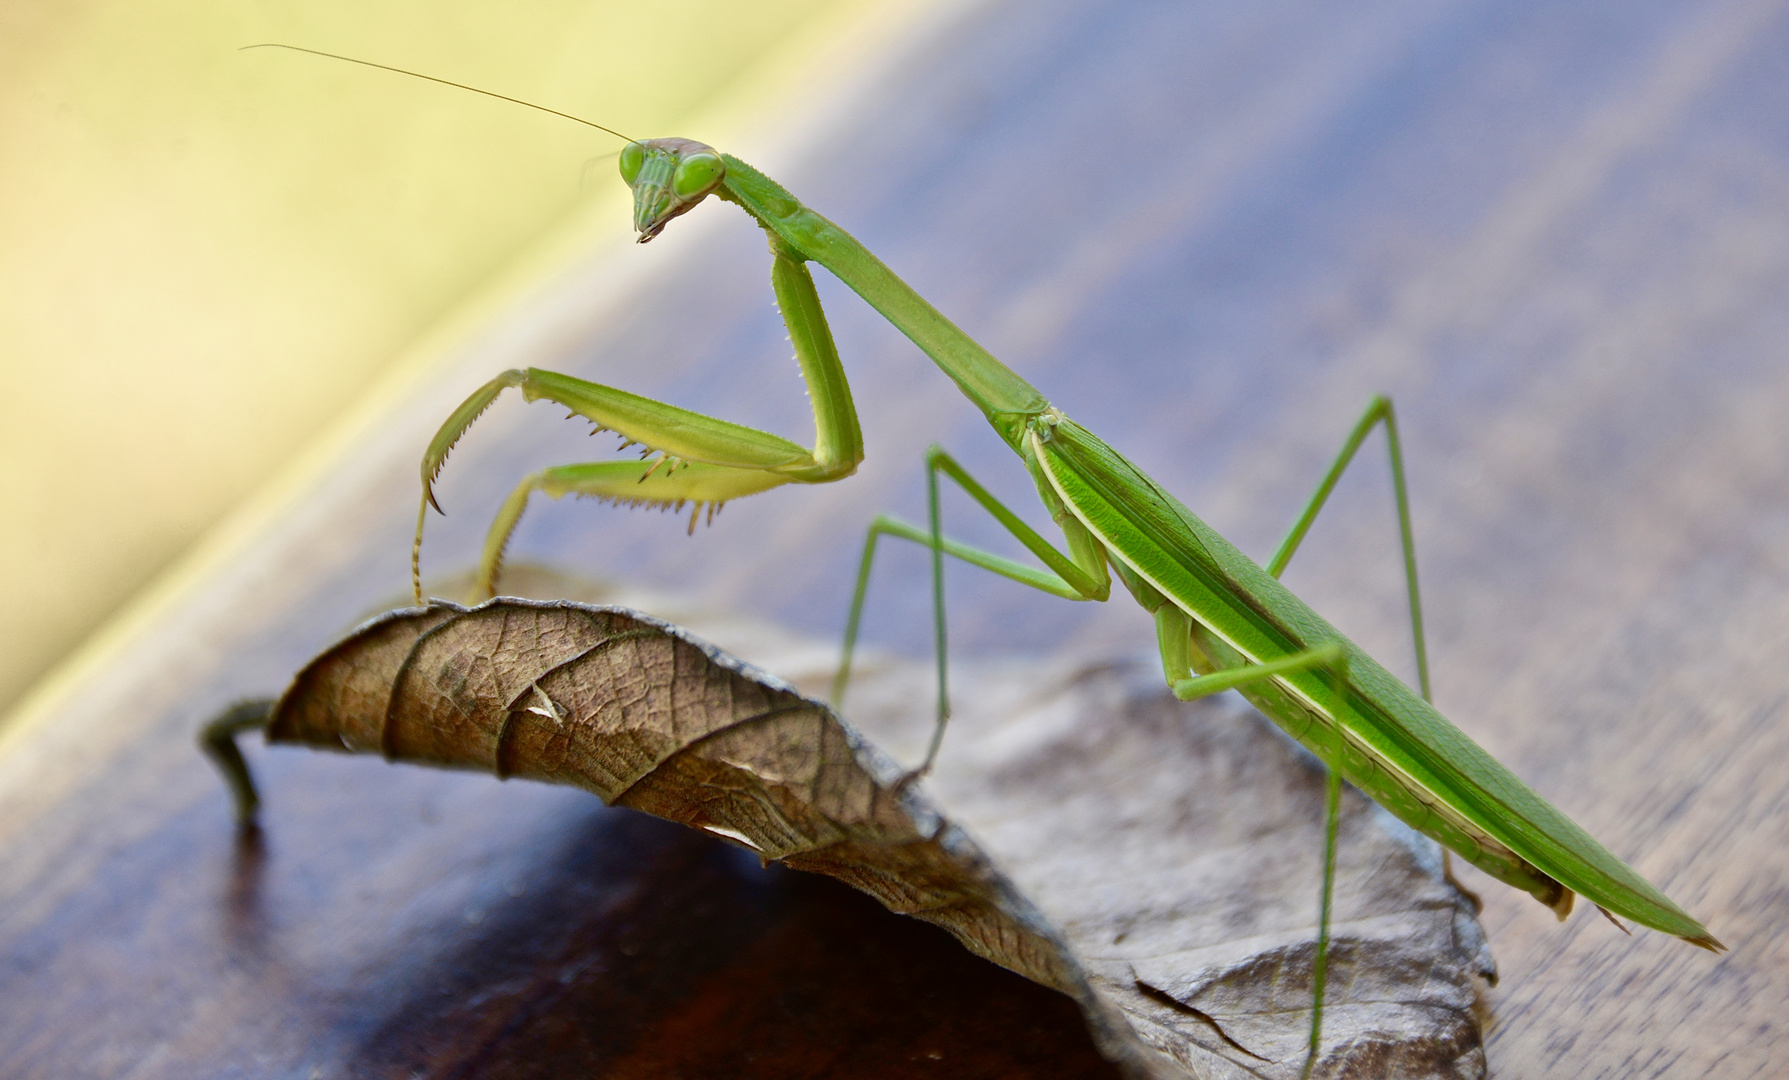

{"left": 461, "top": 451, "right": 803, "bottom": 596}
{"left": 415, "top": 240, "right": 863, "bottom": 602}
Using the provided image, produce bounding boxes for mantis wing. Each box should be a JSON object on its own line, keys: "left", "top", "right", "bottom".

{"left": 1032, "top": 417, "right": 1720, "bottom": 950}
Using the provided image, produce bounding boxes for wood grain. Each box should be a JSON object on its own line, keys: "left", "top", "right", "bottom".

{"left": 5, "top": 0, "right": 1787, "bottom": 1075}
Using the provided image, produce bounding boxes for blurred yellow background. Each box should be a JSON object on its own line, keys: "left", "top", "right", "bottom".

{"left": 0, "top": 0, "right": 899, "bottom": 722}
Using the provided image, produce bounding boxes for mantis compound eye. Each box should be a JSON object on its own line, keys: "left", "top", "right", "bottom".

{"left": 618, "top": 142, "right": 646, "bottom": 186}
{"left": 672, "top": 152, "right": 725, "bottom": 198}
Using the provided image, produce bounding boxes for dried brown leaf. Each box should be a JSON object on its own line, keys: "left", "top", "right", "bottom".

{"left": 262, "top": 597, "right": 1493, "bottom": 1079}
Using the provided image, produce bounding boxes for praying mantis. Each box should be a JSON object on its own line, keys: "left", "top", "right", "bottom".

{"left": 252, "top": 45, "right": 1722, "bottom": 1075}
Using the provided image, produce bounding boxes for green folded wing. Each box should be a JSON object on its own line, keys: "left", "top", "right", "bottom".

{"left": 1033, "top": 417, "right": 1718, "bottom": 949}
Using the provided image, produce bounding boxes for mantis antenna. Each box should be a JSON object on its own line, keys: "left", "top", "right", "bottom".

{"left": 240, "top": 43, "right": 638, "bottom": 145}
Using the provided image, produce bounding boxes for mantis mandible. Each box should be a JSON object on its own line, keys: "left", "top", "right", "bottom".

{"left": 260, "top": 44, "right": 1722, "bottom": 1074}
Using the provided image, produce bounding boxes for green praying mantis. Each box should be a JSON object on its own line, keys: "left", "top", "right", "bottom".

{"left": 251, "top": 45, "right": 1722, "bottom": 1074}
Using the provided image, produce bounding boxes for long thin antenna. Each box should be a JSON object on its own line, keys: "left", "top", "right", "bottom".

{"left": 242, "top": 43, "right": 636, "bottom": 144}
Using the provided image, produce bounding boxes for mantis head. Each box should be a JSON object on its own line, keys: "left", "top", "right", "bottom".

{"left": 619, "top": 138, "right": 726, "bottom": 242}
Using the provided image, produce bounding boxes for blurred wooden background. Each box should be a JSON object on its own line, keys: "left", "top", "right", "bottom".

{"left": 4, "top": 0, "right": 1787, "bottom": 1075}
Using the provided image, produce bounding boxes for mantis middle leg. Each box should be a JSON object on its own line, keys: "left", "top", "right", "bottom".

{"left": 832, "top": 445, "right": 1113, "bottom": 775}
{"left": 836, "top": 400, "right": 1430, "bottom": 1075}
{"left": 831, "top": 443, "right": 1348, "bottom": 774}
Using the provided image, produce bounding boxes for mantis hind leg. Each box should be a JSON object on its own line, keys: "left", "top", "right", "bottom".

{"left": 1305, "top": 765, "right": 1343, "bottom": 1080}
{"left": 1265, "top": 394, "right": 1462, "bottom": 1076}
{"left": 1142, "top": 599, "right": 1354, "bottom": 1078}
{"left": 1269, "top": 394, "right": 1429, "bottom": 700}
{"left": 1272, "top": 395, "right": 1483, "bottom": 895}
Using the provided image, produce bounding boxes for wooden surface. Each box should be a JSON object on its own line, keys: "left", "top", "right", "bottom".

{"left": 5, "top": 0, "right": 1789, "bottom": 1076}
